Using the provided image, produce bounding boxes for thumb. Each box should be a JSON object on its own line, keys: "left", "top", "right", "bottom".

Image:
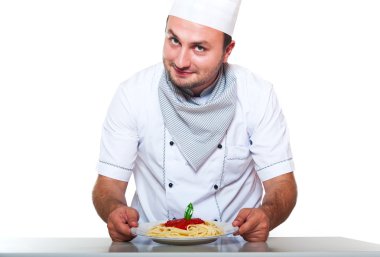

{"left": 125, "top": 208, "right": 139, "bottom": 227}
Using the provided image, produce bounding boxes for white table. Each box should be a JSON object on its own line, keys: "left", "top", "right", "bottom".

{"left": 1, "top": 237, "right": 380, "bottom": 256}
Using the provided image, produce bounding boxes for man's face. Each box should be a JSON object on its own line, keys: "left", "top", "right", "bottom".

{"left": 163, "top": 16, "right": 234, "bottom": 95}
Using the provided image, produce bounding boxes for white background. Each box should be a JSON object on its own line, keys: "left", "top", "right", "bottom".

{"left": 1, "top": 0, "right": 379, "bottom": 244}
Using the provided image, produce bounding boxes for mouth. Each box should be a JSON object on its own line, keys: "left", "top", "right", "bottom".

{"left": 172, "top": 66, "right": 194, "bottom": 77}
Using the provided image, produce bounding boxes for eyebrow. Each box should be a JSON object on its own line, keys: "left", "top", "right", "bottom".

{"left": 167, "top": 29, "right": 211, "bottom": 47}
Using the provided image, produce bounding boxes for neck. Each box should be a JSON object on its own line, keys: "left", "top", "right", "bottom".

{"left": 190, "top": 68, "right": 223, "bottom": 97}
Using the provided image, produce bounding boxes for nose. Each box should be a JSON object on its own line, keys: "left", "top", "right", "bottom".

{"left": 175, "top": 48, "right": 191, "bottom": 69}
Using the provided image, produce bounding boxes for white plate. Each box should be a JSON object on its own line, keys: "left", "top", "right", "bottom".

{"left": 131, "top": 221, "right": 238, "bottom": 245}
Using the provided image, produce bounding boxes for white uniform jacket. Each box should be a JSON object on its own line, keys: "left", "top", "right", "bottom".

{"left": 97, "top": 63, "right": 294, "bottom": 223}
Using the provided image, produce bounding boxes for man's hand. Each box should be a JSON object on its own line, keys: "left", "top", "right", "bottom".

{"left": 232, "top": 208, "right": 270, "bottom": 242}
{"left": 92, "top": 175, "right": 140, "bottom": 242}
{"left": 107, "top": 205, "right": 139, "bottom": 242}
{"left": 232, "top": 172, "right": 297, "bottom": 242}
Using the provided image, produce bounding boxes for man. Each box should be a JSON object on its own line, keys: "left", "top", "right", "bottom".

{"left": 93, "top": 0, "right": 297, "bottom": 243}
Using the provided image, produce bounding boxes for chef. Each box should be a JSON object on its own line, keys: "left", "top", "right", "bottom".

{"left": 92, "top": 0, "right": 297, "bottom": 242}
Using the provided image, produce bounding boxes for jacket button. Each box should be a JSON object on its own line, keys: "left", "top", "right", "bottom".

{"left": 214, "top": 184, "right": 218, "bottom": 190}
{"left": 169, "top": 141, "right": 174, "bottom": 146}
{"left": 249, "top": 139, "right": 253, "bottom": 145}
{"left": 169, "top": 183, "right": 173, "bottom": 188}
{"left": 214, "top": 219, "right": 218, "bottom": 221}
{"left": 217, "top": 144, "right": 222, "bottom": 149}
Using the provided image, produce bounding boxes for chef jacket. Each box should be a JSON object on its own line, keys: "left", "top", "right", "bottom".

{"left": 97, "top": 63, "right": 294, "bottom": 223}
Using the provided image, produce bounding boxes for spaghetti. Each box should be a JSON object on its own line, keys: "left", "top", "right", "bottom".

{"left": 147, "top": 218, "right": 224, "bottom": 238}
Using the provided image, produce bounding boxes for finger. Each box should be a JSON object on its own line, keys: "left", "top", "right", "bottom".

{"left": 241, "top": 226, "right": 269, "bottom": 242}
{"left": 107, "top": 220, "right": 132, "bottom": 242}
{"left": 238, "top": 210, "right": 270, "bottom": 242}
{"left": 232, "top": 208, "right": 251, "bottom": 227}
{"left": 110, "top": 229, "right": 135, "bottom": 242}
{"left": 125, "top": 208, "right": 139, "bottom": 227}
{"left": 108, "top": 211, "right": 134, "bottom": 240}
{"left": 112, "top": 220, "right": 136, "bottom": 241}
{"left": 238, "top": 216, "right": 259, "bottom": 235}
{"left": 232, "top": 208, "right": 252, "bottom": 236}
{"left": 242, "top": 233, "right": 268, "bottom": 243}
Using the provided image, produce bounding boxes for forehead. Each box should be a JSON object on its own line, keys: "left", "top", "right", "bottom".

{"left": 166, "top": 15, "right": 224, "bottom": 44}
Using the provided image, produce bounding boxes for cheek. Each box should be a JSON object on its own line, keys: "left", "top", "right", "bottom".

{"left": 192, "top": 55, "right": 217, "bottom": 70}
{"left": 163, "top": 43, "right": 176, "bottom": 60}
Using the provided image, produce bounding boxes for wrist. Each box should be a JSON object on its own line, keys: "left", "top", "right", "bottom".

{"left": 258, "top": 205, "right": 274, "bottom": 230}
{"left": 107, "top": 202, "right": 128, "bottom": 218}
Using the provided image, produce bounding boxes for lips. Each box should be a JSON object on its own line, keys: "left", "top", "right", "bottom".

{"left": 173, "top": 66, "right": 193, "bottom": 77}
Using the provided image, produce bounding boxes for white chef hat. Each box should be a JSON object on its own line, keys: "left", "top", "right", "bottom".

{"left": 168, "top": 0, "right": 242, "bottom": 36}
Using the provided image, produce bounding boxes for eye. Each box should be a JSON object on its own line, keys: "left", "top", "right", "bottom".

{"left": 194, "top": 45, "right": 205, "bottom": 52}
{"left": 170, "top": 37, "right": 180, "bottom": 45}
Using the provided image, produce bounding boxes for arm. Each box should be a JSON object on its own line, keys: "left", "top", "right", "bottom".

{"left": 92, "top": 175, "right": 139, "bottom": 242}
{"left": 233, "top": 172, "right": 297, "bottom": 242}
{"left": 260, "top": 171, "right": 297, "bottom": 230}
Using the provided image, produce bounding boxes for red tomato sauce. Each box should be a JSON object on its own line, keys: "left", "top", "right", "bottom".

{"left": 164, "top": 218, "right": 205, "bottom": 230}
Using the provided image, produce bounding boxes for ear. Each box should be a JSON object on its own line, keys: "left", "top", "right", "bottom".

{"left": 223, "top": 40, "right": 235, "bottom": 63}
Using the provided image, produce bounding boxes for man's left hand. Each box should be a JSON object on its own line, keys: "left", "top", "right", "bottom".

{"left": 232, "top": 208, "right": 270, "bottom": 242}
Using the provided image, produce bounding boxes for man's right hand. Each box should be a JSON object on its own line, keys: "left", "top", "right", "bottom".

{"left": 107, "top": 205, "right": 139, "bottom": 242}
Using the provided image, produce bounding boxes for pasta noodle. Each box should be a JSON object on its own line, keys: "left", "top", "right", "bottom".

{"left": 147, "top": 220, "right": 224, "bottom": 238}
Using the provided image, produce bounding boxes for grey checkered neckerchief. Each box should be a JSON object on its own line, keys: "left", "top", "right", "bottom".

{"left": 158, "top": 64, "right": 237, "bottom": 171}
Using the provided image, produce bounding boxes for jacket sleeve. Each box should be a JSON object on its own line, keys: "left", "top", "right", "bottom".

{"left": 249, "top": 82, "right": 295, "bottom": 181}
{"left": 96, "top": 83, "right": 139, "bottom": 182}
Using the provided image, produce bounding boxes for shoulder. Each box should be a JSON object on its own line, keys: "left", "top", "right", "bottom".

{"left": 228, "top": 64, "right": 273, "bottom": 93}
{"left": 120, "top": 62, "right": 163, "bottom": 88}
{"left": 228, "top": 64, "right": 274, "bottom": 110}
{"left": 228, "top": 64, "right": 278, "bottom": 129}
{"left": 119, "top": 63, "right": 164, "bottom": 94}
{"left": 109, "top": 63, "right": 163, "bottom": 114}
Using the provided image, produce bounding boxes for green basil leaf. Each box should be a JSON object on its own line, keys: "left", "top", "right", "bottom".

{"left": 184, "top": 203, "right": 193, "bottom": 220}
